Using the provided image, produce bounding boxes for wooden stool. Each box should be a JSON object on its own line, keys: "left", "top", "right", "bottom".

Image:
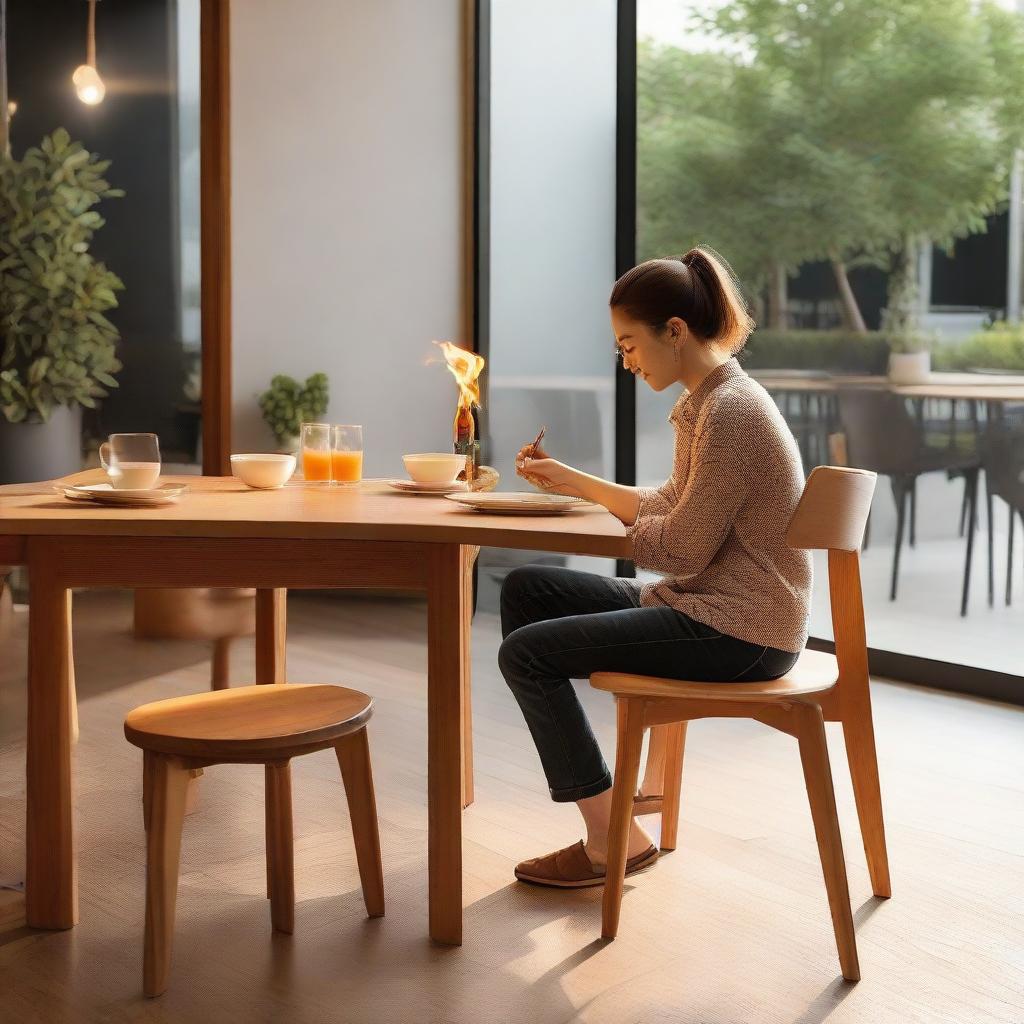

{"left": 592, "top": 467, "right": 889, "bottom": 983}
{"left": 124, "top": 683, "right": 384, "bottom": 997}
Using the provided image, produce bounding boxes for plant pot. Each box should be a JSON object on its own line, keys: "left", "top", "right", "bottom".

{"left": 0, "top": 405, "right": 83, "bottom": 485}
{"left": 887, "top": 351, "right": 931, "bottom": 385}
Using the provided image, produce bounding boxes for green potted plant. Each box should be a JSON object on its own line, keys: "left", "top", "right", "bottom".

{"left": 258, "top": 372, "right": 329, "bottom": 452}
{"left": 0, "top": 128, "right": 124, "bottom": 483}
{"left": 882, "top": 250, "right": 933, "bottom": 385}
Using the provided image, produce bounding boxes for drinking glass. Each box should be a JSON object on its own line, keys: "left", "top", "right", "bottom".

{"left": 331, "top": 425, "right": 364, "bottom": 485}
{"left": 300, "top": 423, "right": 332, "bottom": 485}
{"left": 99, "top": 433, "right": 161, "bottom": 489}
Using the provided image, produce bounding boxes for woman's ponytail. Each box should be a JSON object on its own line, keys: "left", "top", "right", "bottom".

{"left": 609, "top": 245, "right": 755, "bottom": 354}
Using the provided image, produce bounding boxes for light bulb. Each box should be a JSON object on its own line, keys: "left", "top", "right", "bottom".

{"left": 73, "top": 64, "right": 106, "bottom": 105}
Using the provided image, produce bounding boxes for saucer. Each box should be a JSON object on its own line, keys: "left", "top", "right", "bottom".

{"left": 386, "top": 479, "right": 468, "bottom": 494}
{"left": 58, "top": 482, "right": 188, "bottom": 507}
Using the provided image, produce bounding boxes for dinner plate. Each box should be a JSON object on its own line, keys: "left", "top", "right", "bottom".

{"left": 445, "top": 491, "right": 592, "bottom": 515}
{"left": 59, "top": 482, "right": 188, "bottom": 507}
{"left": 386, "top": 479, "right": 468, "bottom": 494}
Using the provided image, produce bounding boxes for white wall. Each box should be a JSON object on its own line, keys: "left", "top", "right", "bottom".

{"left": 231, "top": 0, "right": 465, "bottom": 476}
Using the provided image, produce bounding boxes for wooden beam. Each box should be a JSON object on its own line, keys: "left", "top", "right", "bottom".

{"left": 200, "top": 0, "right": 232, "bottom": 476}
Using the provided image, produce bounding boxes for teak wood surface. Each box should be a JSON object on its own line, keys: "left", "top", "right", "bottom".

{"left": 0, "top": 475, "right": 629, "bottom": 945}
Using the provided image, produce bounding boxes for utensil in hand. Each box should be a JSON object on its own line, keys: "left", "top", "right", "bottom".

{"left": 517, "top": 425, "right": 550, "bottom": 488}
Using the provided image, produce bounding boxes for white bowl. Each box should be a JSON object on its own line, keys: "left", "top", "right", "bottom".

{"left": 402, "top": 452, "right": 466, "bottom": 484}
{"left": 231, "top": 453, "right": 296, "bottom": 489}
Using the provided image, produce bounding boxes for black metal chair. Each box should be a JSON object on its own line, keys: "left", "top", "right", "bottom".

{"left": 836, "top": 389, "right": 982, "bottom": 615}
{"left": 984, "top": 424, "right": 1024, "bottom": 607}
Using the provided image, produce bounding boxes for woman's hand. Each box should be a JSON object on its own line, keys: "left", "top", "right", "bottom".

{"left": 515, "top": 442, "right": 586, "bottom": 498}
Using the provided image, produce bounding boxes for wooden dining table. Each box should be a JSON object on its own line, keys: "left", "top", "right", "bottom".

{"left": 0, "top": 476, "right": 629, "bottom": 945}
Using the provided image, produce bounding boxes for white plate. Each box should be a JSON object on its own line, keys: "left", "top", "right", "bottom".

{"left": 387, "top": 479, "right": 468, "bottom": 494}
{"left": 59, "top": 482, "right": 188, "bottom": 507}
{"left": 445, "top": 491, "right": 592, "bottom": 515}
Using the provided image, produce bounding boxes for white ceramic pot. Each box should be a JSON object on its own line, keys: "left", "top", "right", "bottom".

{"left": 887, "top": 351, "right": 931, "bottom": 385}
{"left": 231, "top": 453, "right": 296, "bottom": 489}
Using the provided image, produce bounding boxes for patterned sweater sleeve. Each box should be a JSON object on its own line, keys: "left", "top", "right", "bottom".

{"left": 627, "top": 404, "right": 750, "bottom": 577}
{"left": 633, "top": 478, "right": 676, "bottom": 520}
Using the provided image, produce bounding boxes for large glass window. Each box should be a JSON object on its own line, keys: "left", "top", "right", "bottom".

{"left": 6, "top": 0, "right": 202, "bottom": 468}
{"left": 636, "top": 0, "right": 1024, "bottom": 676}
{"left": 480, "top": 0, "right": 619, "bottom": 604}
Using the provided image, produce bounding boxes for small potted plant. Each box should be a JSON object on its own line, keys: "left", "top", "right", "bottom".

{"left": 0, "top": 128, "right": 125, "bottom": 483}
{"left": 258, "top": 372, "right": 329, "bottom": 452}
{"left": 882, "top": 257, "right": 933, "bottom": 385}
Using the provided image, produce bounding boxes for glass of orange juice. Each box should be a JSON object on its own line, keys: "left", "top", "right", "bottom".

{"left": 331, "top": 424, "right": 364, "bottom": 485}
{"left": 301, "top": 422, "right": 332, "bottom": 485}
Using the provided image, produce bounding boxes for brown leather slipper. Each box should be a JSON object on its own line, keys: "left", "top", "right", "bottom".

{"left": 514, "top": 840, "right": 659, "bottom": 889}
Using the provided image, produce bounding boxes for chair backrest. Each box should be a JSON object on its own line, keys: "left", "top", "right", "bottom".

{"left": 786, "top": 465, "right": 877, "bottom": 552}
{"left": 835, "top": 388, "right": 920, "bottom": 474}
{"left": 786, "top": 466, "right": 878, "bottom": 713}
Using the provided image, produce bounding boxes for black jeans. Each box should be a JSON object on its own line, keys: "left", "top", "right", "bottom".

{"left": 498, "top": 565, "right": 800, "bottom": 803}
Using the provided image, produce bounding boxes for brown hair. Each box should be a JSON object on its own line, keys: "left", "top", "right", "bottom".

{"left": 609, "top": 246, "right": 755, "bottom": 354}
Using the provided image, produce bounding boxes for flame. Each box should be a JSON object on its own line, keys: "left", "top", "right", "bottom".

{"left": 435, "top": 341, "right": 485, "bottom": 410}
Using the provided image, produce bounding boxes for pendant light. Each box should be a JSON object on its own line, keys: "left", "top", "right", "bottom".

{"left": 72, "top": 0, "right": 105, "bottom": 105}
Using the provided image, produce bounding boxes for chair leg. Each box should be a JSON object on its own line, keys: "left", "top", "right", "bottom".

{"left": 639, "top": 724, "right": 670, "bottom": 801}
{"left": 890, "top": 477, "right": 908, "bottom": 601}
{"left": 144, "top": 755, "right": 191, "bottom": 998}
{"left": 840, "top": 708, "right": 891, "bottom": 899}
{"left": 659, "top": 723, "right": 687, "bottom": 853}
{"left": 793, "top": 704, "right": 860, "bottom": 983}
{"left": 211, "top": 637, "right": 232, "bottom": 690}
{"left": 601, "top": 698, "right": 646, "bottom": 940}
{"left": 985, "top": 479, "right": 995, "bottom": 608}
{"left": 265, "top": 762, "right": 295, "bottom": 934}
{"left": 961, "top": 468, "right": 979, "bottom": 617}
{"left": 908, "top": 477, "right": 917, "bottom": 548}
{"left": 335, "top": 729, "right": 385, "bottom": 918}
{"left": 1006, "top": 505, "right": 1015, "bottom": 606}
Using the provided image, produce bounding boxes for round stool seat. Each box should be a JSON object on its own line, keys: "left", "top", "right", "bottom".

{"left": 125, "top": 683, "right": 373, "bottom": 760}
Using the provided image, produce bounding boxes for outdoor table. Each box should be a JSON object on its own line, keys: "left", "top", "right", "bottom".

{"left": 749, "top": 370, "right": 1024, "bottom": 402}
{"left": 0, "top": 476, "right": 628, "bottom": 945}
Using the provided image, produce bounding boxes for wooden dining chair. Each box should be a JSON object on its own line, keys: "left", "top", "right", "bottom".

{"left": 591, "top": 466, "right": 890, "bottom": 982}
{"left": 125, "top": 682, "right": 384, "bottom": 997}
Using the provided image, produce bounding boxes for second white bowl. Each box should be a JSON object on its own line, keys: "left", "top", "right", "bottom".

{"left": 403, "top": 452, "right": 466, "bottom": 484}
{"left": 231, "top": 453, "right": 296, "bottom": 489}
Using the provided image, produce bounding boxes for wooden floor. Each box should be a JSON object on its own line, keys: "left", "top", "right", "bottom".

{"left": 0, "top": 591, "right": 1022, "bottom": 1023}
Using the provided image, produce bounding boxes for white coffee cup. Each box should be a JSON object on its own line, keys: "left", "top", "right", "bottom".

{"left": 99, "top": 433, "right": 161, "bottom": 489}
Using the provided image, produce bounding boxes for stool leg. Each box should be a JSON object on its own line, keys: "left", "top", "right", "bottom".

{"left": 142, "top": 750, "right": 155, "bottom": 831}
{"left": 265, "top": 762, "right": 295, "bottom": 934}
{"left": 335, "top": 729, "right": 385, "bottom": 918}
{"left": 144, "top": 755, "right": 190, "bottom": 998}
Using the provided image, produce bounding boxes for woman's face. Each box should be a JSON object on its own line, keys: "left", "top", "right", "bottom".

{"left": 610, "top": 308, "right": 685, "bottom": 392}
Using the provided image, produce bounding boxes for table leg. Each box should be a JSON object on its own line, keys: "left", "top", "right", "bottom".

{"left": 461, "top": 546, "right": 477, "bottom": 809}
{"left": 255, "top": 589, "right": 287, "bottom": 684}
{"left": 427, "top": 544, "right": 467, "bottom": 945}
{"left": 26, "top": 555, "right": 77, "bottom": 928}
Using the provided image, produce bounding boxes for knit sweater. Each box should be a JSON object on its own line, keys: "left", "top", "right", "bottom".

{"left": 627, "top": 358, "right": 812, "bottom": 654}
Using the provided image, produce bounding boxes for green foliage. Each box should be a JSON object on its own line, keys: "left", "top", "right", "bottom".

{"left": 932, "top": 322, "right": 1024, "bottom": 371}
{"left": 742, "top": 330, "right": 892, "bottom": 373}
{"left": 638, "top": 0, "right": 1024, "bottom": 295}
{"left": 0, "top": 128, "right": 125, "bottom": 423}
{"left": 258, "top": 372, "right": 329, "bottom": 443}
